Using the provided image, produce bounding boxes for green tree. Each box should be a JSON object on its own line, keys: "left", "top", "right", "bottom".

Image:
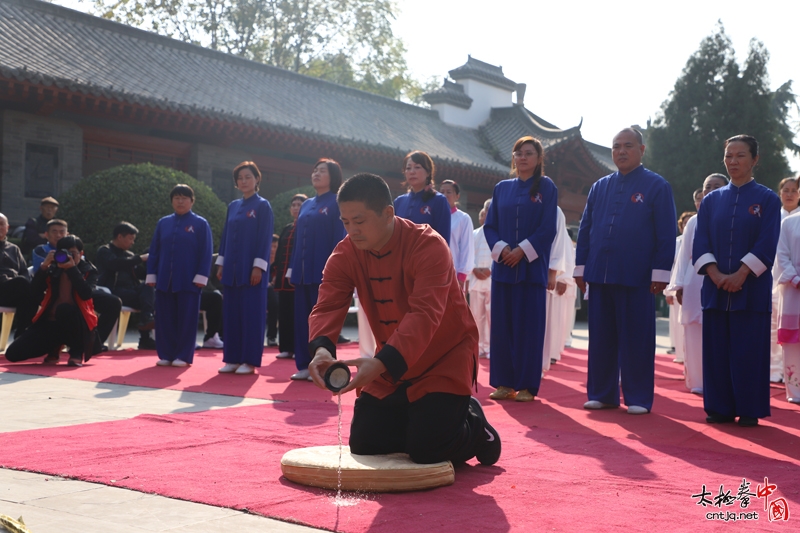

{"left": 645, "top": 24, "right": 799, "bottom": 214}
{"left": 90, "top": 0, "right": 429, "bottom": 101}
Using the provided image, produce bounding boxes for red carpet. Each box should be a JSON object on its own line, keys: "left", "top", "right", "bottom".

{"left": 1, "top": 348, "right": 799, "bottom": 531}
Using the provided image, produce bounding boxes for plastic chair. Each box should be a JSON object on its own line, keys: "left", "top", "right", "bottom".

{"left": 0, "top": 306, "right": 16, "bottom": 351}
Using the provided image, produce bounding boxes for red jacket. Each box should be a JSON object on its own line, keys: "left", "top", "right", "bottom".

{"left": 32, "top": 263, "right": 98, "bottom": 331}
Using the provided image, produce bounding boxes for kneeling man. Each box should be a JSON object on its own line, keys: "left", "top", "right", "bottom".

{"left": 308, "top": 173, "right": 500, "bottom": 465}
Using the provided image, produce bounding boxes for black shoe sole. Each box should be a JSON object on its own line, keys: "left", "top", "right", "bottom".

{"left": 706, "top": 415, "right": 735, "bottom": 424}
{"left": 738, "top": 417, "right": 758, "bottom": 427}
{"left": 469, "top": 397, "right": 501, "bottom": 466}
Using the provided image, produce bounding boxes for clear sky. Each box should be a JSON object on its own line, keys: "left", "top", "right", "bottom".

{"left": 55, "top": 0, "right": 799, "bottom": 172}
{"left": 393, "top": 0, "right": 799, "bottom": 172}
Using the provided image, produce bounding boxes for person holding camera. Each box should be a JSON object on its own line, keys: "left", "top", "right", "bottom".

{"left": 5, "top": 235, "right": 101, "bottom": 366}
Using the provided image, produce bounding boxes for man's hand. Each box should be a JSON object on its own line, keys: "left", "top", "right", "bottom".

{"left": 705, "top": 264, "right": 726, "bottom": 289}
{"left": 650, "top": 282, "right": 667, "bottom": 295}
{"left": 666, "top": 295, "right": 674, "bottom": 305}
{"left": 719, "top": 265, "right": 751, "bottom": 293}
{"left": 337, "top": 357, "right": 386, "bottom": 395}
{"left": 140, "top": 253, "right": 149, "bottom": 261}
{"left": 501, "top": 247, "right": 525, "bottom": 268}
{"left": 556, "top": 281, "right": 567, "bottom": 295}
{"left": 575, "top": 276, "right": 586, "bottom": 294}
{"left": 41, "top": 250, "right": 56, "bottom": 270}
{"left": 216, "top": 266, "right": 223, "bottom": 281}
{"left": 250, "top": 267, "right": 262, "bottom": 286}
{"left": 308, "top": 348, "right": 336, "bottom": 389}
{"left": 472, "top": 267, "right": 490, "bottom": 281}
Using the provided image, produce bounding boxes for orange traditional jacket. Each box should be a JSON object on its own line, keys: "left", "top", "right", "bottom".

{"left": 309, "top": 217, "right": 479, "bottom": 402}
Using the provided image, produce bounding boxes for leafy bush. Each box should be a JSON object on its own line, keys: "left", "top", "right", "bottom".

{"left": 59, "top": 164, "right": 228, "bottom": 261}
{"left": 269, "top": 185, "right": 316, "bottom": 232}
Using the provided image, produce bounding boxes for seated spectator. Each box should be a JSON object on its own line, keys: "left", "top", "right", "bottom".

{"left": 22, "top": 197, "right": 59, "bottom": 255}
{"left": 6, "top": 236, "right": 102, "bottom": 366}
{"left": 32, "top": 219, "right": 68, "bottom": 271}
{"left": 95, "top": 222, "right": 155, "bottom": 350}
{"left": 267, "top": 233, "right": 279, "bottom": 346}
{"left": 0, "top": 213, "right": 36, "bottom": 336}
{"left": 200, "top": 257, "right": 224, "bottom": 349}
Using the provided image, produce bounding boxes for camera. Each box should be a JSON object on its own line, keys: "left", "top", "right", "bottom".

{"left": 53, "top": 249, "right": 71, "bottom": 264}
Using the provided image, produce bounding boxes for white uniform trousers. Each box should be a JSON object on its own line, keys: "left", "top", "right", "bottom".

{"left": 469, "top": 289, "right": 491, "bottom": 357}
{"left": 683, "top": 323, "right": 703, "bottom": 392}
{"left": 782, "top": 343, "right": 800, "bottom": 400}
{"left": 770, "top": 290, "right": 784, "bottom": 382}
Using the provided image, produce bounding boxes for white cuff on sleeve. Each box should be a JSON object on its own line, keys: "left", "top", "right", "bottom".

{"left": 573, "top": 265, "right": 585, "bottom": 277}
{"left": 215, "top": 256, "right": 224, "bottom": 266}
{"left": 741, "top": 253, "right": 768, "bottom": 277}
{"left": 285, "top": 268, "right": 292, "bottom": 279}
{"left": 193, "top": 274, "right": 208, "bottom": 286}
{"left": 694, "top": 253, "right": 716, "bottom": 274}
{"left": 490, "top": 241, "right": 508, "bottom": 262}
{"left": 518, "top": 239, "right": 538, "bottom": 263}
{"left": 652, "top": 269, "right": 672, "bottom": 283}
{"left": 145, "top": 274, "right": 156, "bottom": 284}
{"left": 253, "top": 258, "right": 268, "bottom": 271}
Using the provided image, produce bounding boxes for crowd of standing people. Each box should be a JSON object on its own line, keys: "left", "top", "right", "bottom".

{"left": 1, "top": 127, "right": 797, "bottom": 435}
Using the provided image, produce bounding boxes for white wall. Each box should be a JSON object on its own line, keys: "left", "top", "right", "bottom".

{"left": 431, "top": 79, "right": 513, "bottom": 129}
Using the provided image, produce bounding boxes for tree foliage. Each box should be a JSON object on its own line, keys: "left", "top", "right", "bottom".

{"left": 91, "top": 0, "right": 433, "bottom": 101}
{"left": 269, "top": 185, "right": 316, "bottom": 232}
{"left": 58, "top": 164, "right": 228, "bottom": 261}
{"left": 645, "top": 23, "right": 799, "bottom": 213}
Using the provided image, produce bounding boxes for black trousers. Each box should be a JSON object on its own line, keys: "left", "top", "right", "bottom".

{"left": 0, "top": 277, "right": 37, "bottom": 335}
{"left": 349, "top": 387, "right": 484, "bottom": 464}
{"left": 267, "top": 287, "right": 278, "bottom": 339}
{"left": 92, "top": 290, "right": 121, "bottom": 344}
{"left": 112, "top": 284, "right": 155, "bottom": 316}
{"left": 200, "top": 290, "right": 223, "bottom": 340}
{"left": 278, "top": 290, "right": 294, "bottom": 353}
{"left": 5, "top": 303, "right": 84, "bottom": 361}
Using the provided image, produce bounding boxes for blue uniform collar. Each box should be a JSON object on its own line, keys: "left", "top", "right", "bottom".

{"left": 617, "top": 164, "right": 645, "bottom": 180}
{"left": 728, "top": 178, "right": 757, "bottom": 191}
{"left": 174, "top": 210, "right": 194, "bottom": 219}
{"left": 316, "top": 191, "right": 335, "bottom": 201}
{"left": 241, "top": 193, "right": 261, "bottom": 203}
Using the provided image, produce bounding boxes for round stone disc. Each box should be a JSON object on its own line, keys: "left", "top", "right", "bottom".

{"left": 281, "top": 445, "right": 454, "bottom": 492}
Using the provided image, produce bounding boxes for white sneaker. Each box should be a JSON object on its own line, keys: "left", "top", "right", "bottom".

{"left": 156, "top": 359, "right": 172, "bottom": 366}
{"left": 788, "top": 397, "right": 800, "bottom": 404}
{"left": 202, "top": 333, "right": 224, "bottom": 349}
{"left": 584, "top": 400, "right": 616, "bottom": 410}
{"left": 171, "top": 359, "right": 190, "bottom": 367}
{"left": 235, "top": 363, "right": 255, "bottom": 374}
{"left": 627, "top": 405, "right": 649, "bottom": 415}
{"left": 673, "top": 358, "right": 684, "bottom": 364}
{"left": 218, "top": 363, "right": 240, "bottom": 373}
{"left": 276, "top": 351, "right": 294, "bottom": 359}
{"left": 290, "top": 369, "right": 310, "bottom": 380}
{"left": 690, "top": 388, "right": 704, "bottom": 395}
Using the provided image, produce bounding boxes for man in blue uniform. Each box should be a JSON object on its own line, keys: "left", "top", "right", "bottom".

{"left": 574, "top": 128, "right": 676, "bottom": 414}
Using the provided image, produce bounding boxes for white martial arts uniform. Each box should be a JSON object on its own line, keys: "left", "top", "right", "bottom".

{"left": 355, "top": 290, "right": 375, "bottom": 358}
{"left": 554, "top": 235, "right": 577, "bottom": 361}
{"left": 468, "top": 225, "right": 492, "bottom": 357}
{"left": 774, "top": 211, "right": 800, "bottom": 401}
{"left": 667, "top": 215, "right": 703, "bottom": 393}
{"left": 770, "top": 206, "right": 800, "bottom": 381}
{"left": 543, "top": 208, "right": 570, "bottom": 372}
{"left": 450, "top": 208, "right": 474, "bottom": 285}
{"left": 666, "top": 235, "right": 685, "bottom": 363}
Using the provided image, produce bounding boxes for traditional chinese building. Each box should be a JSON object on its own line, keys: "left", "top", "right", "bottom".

{"left": 0, "top": 0, "right": 612, "bottom": 226}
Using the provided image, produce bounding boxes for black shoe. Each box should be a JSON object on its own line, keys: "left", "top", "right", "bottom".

{"left": 138, "top": 336, "right": 157, "bottom": 350}
{"left": 706, "top": 413, "right": 735, "bottom": 424}
{"left": 469, "top": 397, "right": 501, "bottom": 466}
{"left": 138, "top": 313, "right": 155, "bottom": 331}
{"left": 267, "top": 337, "right": 278, "bottom": 347}
{"left": 337, "top": 334, "right": 351, "bottom": 344}
{"left": 67, "top": 357, "right": 83, "bottom": 367}
{"left": 738, "top": 416, "right": 758, "bottom": 427}
{"left": 666, "top": 347, "right": 676, "bottom": 354}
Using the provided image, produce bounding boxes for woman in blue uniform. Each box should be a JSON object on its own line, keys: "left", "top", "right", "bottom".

{"left": 146, "top": 184, "right": 213, "bottom": 367}
{"left": 216, "top": 162, "right": 274, "bottom": 374}
{"left": 288, "top": 159, "right": 346, "bottom": 380}
{"left": 693, "top": 135, "right": 780, "bottom": 426}
{"left": 393, "top": 151, "right": 450, "bottom": 242}
{"left": 484, "top": 136, "right": 558, "bottom": 402}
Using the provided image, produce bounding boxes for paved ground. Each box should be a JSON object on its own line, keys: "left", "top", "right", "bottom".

{"left": 0, "top": 320, "right": 673, "bottom": 532}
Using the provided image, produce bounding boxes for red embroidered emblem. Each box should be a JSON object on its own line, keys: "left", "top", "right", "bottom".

{"left": 185, "top": 226, "right": 195, "bottom": 233}
{"left": 420, "top": 205, "right": 432, "bottom": 215}
{"left": 531, "top": 193, "right": 543, "bottom": 203}
{"left": 246, "top": 209, "right": 256, "bottom": 218}
{"left": 319, "top": 207, "right": 329, "bottom": 215}
{"left": 631, "top": 193, "right": 644, "bottom": 203}
{"left": 749, "top": 204, "right": 762, "bottom": 217}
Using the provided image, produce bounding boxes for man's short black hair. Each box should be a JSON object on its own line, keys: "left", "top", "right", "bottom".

{"left": 113, "top": 221, "right": 139, "bottom": 239}
{"left": 46, "top": 219, "right": 68, "bottom": 230}
{"left": 170, "top": 184, "right": 195, "bottom": 201}
{"left": 57, "top": 235, "right": 83, "bottom": 252}
{"left": 337, "top": 173, "right": 393, "bottom": 215}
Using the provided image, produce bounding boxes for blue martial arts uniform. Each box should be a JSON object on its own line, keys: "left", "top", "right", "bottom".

{"left": 575, "top": 165, "right": 676, "bottom": 411}
{"left": 693, "top": 180, "right": 780, "bottom": 419}
{"left": 217, "top": 193, "right": 274, "bottom": 367}
{"left": 288, "top": 191, "right": 346, "bottom": 370}
{"left": 394, "top": 190, "right": 451, "bottom": 243}
{"left": 146, "top": 210, "right": 213, "bottom": 364}
{"left": 484, "top": 176, "right": 558, "bottom": 395}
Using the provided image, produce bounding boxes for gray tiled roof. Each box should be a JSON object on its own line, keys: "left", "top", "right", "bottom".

{"left": 584, "top": 140, "right": 616, "bottom": 172}
{"left": 423, "top": 80, "right": 473, "bottom": 109}
{"left": 449, "top": 56, "right": 518, "bottom": 92}
{"left": 0, "top": 0, "right": 509, "bottom": 174}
